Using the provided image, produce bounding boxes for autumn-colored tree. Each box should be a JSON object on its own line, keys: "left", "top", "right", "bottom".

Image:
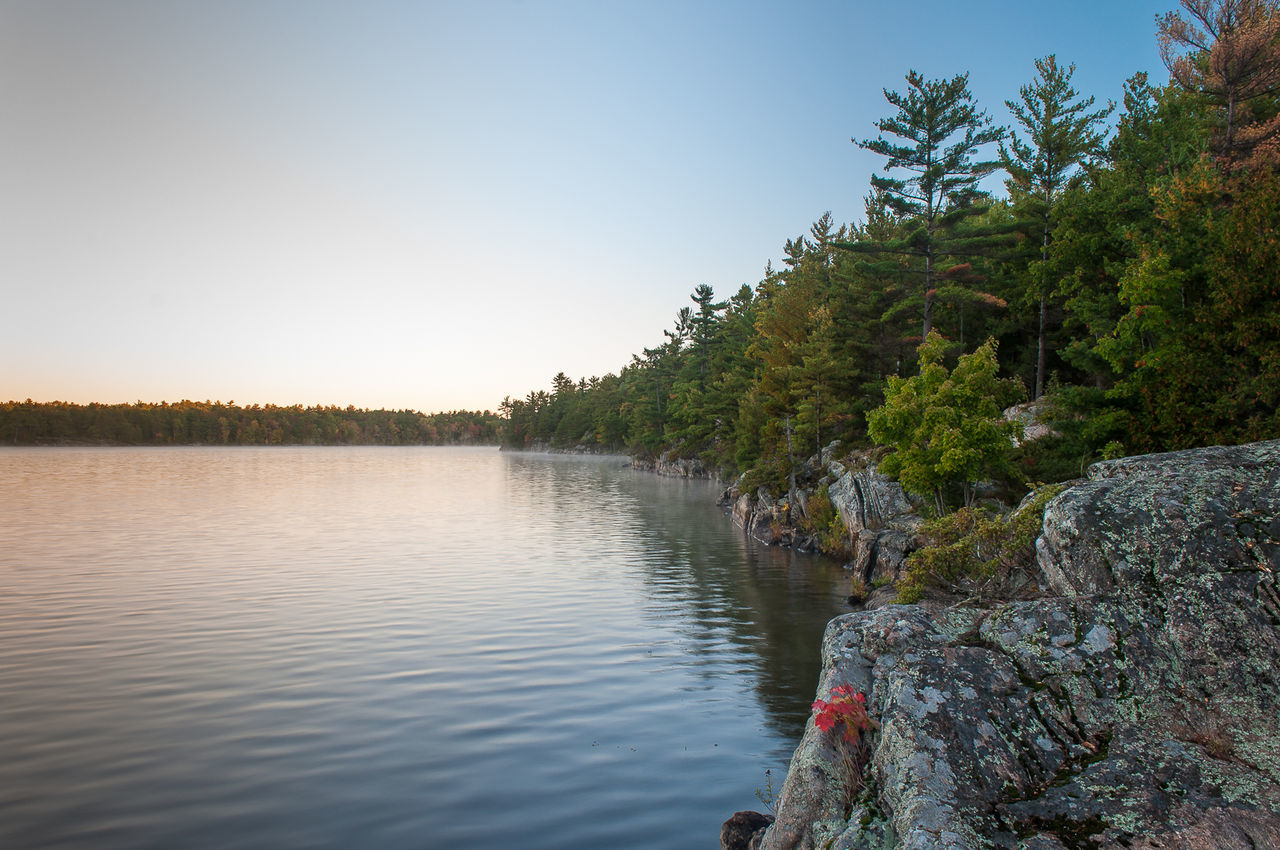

{"left": 1157, "top": 0, "right": 1280, "bottom": 165}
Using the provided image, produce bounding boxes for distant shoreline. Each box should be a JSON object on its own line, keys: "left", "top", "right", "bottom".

{"left": 3, "top": 440, "right": 503, "bottom": 448}
{"left": 0, "top": 400, "right": 502, "bottom": 447}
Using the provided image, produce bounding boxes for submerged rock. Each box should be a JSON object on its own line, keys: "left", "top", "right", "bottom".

{"left": 760, "top": 439, "right": 1280, "bottom": 849}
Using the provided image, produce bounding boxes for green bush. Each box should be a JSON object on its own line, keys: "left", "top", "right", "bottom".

{"left": 803, "top": 485, "right": 851, "bottom": 557}
{"left": 867, "top": 332, "right": 1024, "bottom": 514}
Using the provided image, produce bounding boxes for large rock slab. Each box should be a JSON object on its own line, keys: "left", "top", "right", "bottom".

{"left": 826, "top": 452, "right": 921, "bottom": 587}
{"left": 760, "top": 439, "right": 1280, "bottom": 849}
{"left": 826, "top": 452, "right": 919, "bottom": 537}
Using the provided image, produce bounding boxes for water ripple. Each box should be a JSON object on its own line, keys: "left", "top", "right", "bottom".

{"left": 0, "top": 447, "right": 850, "bottom": 850}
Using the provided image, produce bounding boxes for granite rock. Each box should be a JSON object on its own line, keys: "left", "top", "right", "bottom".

{"left": 759, "top": 440, "right": 1280, "bottom": 849}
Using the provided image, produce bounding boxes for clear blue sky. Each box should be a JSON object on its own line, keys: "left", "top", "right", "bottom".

{"left": 1, "top": 0, "right": 1172, "bottom": 413}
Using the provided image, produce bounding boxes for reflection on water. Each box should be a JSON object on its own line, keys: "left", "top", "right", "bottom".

{"left": 0, "top": 447, "right": 851, "bottom": 850}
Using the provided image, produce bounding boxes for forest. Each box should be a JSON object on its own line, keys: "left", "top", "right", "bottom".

{"left": 500, "top": 0, "right": 1280, "bottom": 507}
{"left": 0, "top": 399, "right": 501, "bottom": 447}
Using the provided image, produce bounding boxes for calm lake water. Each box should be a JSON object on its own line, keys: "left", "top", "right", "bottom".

{"left": 0, "top": 446, "right": 852, "bottom": 849}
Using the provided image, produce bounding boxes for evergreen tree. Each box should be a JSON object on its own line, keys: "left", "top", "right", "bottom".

{"left": 1052, "top": 76, "right": 1213, "bottom": 452}
{"left": 1096, "top": 154, "right": 1280, "bottom": 450}
{"left": 703, "top": 283, "right": 759, "bottom": 470}
{"left": 744, "top": 216, "right": 877, "bottom": 483}
{"left": 1157, "top": 0, "right": 1280, "bottom": 165}
{"left": 689, "top": 284, "right": 727, "bottom": 370}
{"left": 842, "top": 71, "right": 1008, "bottom": 340}
{"left": 667, "top": 284, "right": 727, "bottom": 456}
{"left": 1001, "top": 55, "right": 1114, "bottom": 398}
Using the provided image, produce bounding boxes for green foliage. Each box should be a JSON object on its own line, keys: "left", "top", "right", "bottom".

{"left": 1006, "top": 399, "right": 1110, "bottom": 484}
{"left": 801, "top": 485, "right": 850, "bottom": 557}
{"left": 754, "top": 770, "right": 778, "bottom": 815}
{"left": 858, "top": 71, "right": 1004, "bottom": 225}
{"left": 896, "top": 484, "right": 1064, "bottom": 603}
{"left": 1101, "top": 440, "right": 1126, "bottom": 461}
{"left": 1001, "top": 54, "right": 1114, "bottom": 399}
{"left": 868, "top": 332, "right": 1024, "bottom": 513}
{"left": 1094, "top": 159, "right": 1280, "bottom": 451}
{"left": 843, "top": 71, "right": 1013, "bottom": 341}
{"left": 495, "top": 41, "right": 1279, "bottom": 479}
{"left": 1002, "top": 55, "right": 1113, "bottom": 211}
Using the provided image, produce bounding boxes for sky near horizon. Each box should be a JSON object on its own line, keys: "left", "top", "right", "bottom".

{"left": 2, "top": 0, "right": 1172, "bottom": 413}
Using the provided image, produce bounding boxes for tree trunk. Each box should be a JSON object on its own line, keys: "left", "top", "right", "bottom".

{"left": 785, "top": 414, "right": 797, "bottom": 511}
{"left": 922, "top": 246, "right": 934, "bottom": 340}
{"left": 1035, "top": 294, "right": 1048, "bottom": 399}
{"left": 1035, "top": 223, "right": 1051, "bottom": 399}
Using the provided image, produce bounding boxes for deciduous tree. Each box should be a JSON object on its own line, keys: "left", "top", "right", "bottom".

{"left": 867, "top": 332, "right": 1023, "bottom": 513}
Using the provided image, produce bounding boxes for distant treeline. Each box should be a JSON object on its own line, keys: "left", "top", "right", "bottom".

{"left": 0, "top": 400, "right": 501, "bottom": 446}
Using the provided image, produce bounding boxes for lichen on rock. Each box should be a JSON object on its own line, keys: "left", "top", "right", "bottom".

{"left": 754, "top": 439, "right": 1280, "bottom": 850}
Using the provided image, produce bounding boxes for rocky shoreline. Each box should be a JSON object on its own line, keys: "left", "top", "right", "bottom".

{"left": 723, "top": 439, "right": 1280, "bottom": 850}
{"left": 629, "top": 454, "right": 719, "bottom": 479}
{"left": 717, "top": 446, "right": 921, "bottom": 603}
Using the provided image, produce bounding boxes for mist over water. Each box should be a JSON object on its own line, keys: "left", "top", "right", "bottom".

{"left": 1, "top": 447, "right": 851, "bottom": 849}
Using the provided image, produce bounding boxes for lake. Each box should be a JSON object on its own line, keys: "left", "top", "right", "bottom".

{"left": 0, "top": 446, "right": 852, "bottom": 849}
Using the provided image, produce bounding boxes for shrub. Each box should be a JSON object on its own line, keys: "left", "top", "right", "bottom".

{"left": 867, "top": 332, "right": 1024, "bottom": 514}
{"left": 802, "top": 485, "right": 851, "bottom": 557}
{"left": 811, "top": 684, "right": 880, "bottom": 813}
{"left": 895, "top": 484, "right": 1064, "bottom": 603}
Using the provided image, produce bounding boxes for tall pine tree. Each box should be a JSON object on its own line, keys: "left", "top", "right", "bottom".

{"left": 1157, "top": 0, "right": 1280, "bottom": 165}
{"left": 841, "top": 71, "right": 1007, "bottom": 340}
{"left": 1001, "top": 55, "right": 1113, "bottom": 398}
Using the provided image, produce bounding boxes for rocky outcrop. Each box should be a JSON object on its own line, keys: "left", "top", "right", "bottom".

{"left": 722, "top": 484, "right": 823, "bottom": 548}
{"left": 727, "top": 486, "right": 789, "bottom": 545}
{"left": 632, "top": 453, "right": 717, "bottom": 479}
{"left": 826, "top": 451, "right": 922, "bottom": 602}
{"left": 1003, "top": 400, "right": 1058, "bottom": 447}
{"left": 756, "top": 439, "right": 1280, "bottom": 849}
{"left": 718, "top": 448, "right": 923, "bottom": 571}
{"left": 506, "top": 442, "right": 620, "bottom": 455}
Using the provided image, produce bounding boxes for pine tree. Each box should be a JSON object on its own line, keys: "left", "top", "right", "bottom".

{"left": 1157, "top": 0, "right": 1280, "bottom": 165}
{"left": 688, "top": 283, "right": 727, "bottom": 378}
{"left": 1001, "top": 55, "right": 1114, "bottom": 398}
{"left": 841, "top": 71, "right": 1008, "bottom": 340}
{"left": 667, "top": 285, "right": 728, "bottom": 456}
